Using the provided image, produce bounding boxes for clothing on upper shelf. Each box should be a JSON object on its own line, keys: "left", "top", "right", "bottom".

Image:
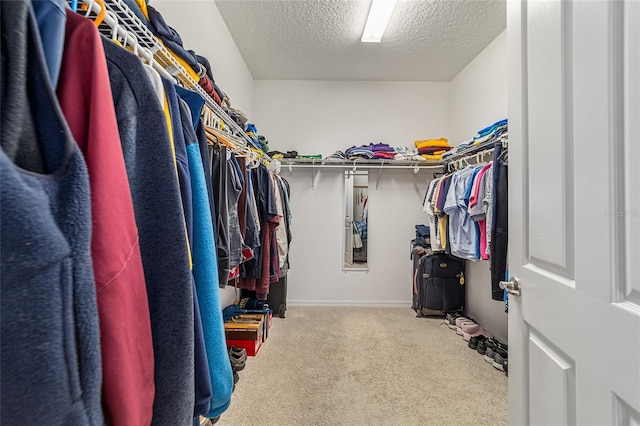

{"left": 442, "top": 118, "right": 508, "bottom": 162}
{"left": 1, "top": 5, "right": 293, "bottom": 426}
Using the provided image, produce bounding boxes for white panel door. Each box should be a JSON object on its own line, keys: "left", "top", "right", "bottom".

{"left": 508, "top": 0, "right": 640, "bottom": 425}
{"left": 344, "top": 172, "right": 354, "bottom": 265}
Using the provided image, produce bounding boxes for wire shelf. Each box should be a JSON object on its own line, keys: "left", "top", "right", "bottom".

{"left": 92, "top": 0, "right": 267, "bottom": 157}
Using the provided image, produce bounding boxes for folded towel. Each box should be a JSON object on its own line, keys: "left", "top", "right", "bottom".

{"left": 415, "top": 138, "right": 450, "bottom": 150}
{"left": 418, "top": 146, "right": 451, "bottom": 154}
{"left": 477, "top": 119, "right": 507, "bottom": 136}
{"left": 374, "top": 151, "right": 396, "bottom": 159}
{"left": 394, "top": 154, "right": 426, "bottom": 161}
{"left": 421, "top": 153, "right": 445, "bottom": 161}
{"left": 368, "top": 143, "right": 395, "bottom": 152}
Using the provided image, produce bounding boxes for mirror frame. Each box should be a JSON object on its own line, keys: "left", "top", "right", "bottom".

{"left": 343, "top": 170, "right": 369, "bottom": 272}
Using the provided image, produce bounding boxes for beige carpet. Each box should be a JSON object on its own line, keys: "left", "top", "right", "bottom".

{"left": 217, "top": 307, "right": 507, "bottom": 426}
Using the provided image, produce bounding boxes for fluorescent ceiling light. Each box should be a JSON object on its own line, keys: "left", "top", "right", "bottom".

{"left": 361, "top": 0, "right": 398, "bottom": 43}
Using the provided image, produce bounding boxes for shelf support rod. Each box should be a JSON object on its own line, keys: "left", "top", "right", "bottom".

{"left": 376, "top": 161, "right": 385, "bottom": 190}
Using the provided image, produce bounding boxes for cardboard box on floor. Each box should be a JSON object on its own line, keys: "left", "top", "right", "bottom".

{"left": 224, "top": 310, "right": 273, "bottom": 356}
{"left": 225, "top": 316, "right": 264, "bottom": 356}
{"left": 236, "top": 313, "right": 270, "bottom": 341}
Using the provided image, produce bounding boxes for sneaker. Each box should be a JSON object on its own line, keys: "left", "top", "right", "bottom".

{"left": 484, "top": 338, "right": 499, "bottom": 363}
{"left": 468, "top": 335, "right": 488, "bottom": 350}
{"left": 463, "top": 327, "right": 493, "bottom": 342}
{"left": 504, "top": 359, "right": 508, "bottom": 376}
{"left": 492, "top": 347, "right": 508, "bottom": 371}
{"left": 445, "top": 312, "right": 464, "bottom": 329}
{"left": 229, "top": 346, "right": 247, "bottom": 371}
{"left": 476, "top": 339, "right": 488, "bottom": 355}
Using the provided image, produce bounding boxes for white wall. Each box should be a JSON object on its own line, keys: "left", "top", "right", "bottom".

{"left": 152, "top": 0, "right": 254, "bottom": 116}
{"left": 449, "top": 30, "right": 508, "bottom": 341}
{"left": 254, "top": 81, "right": 449, "bottom": 305}
{"left": 152, "top": 0, "right": 255, "bottom": 306}
{"left": 253, "top": 81, "right": 449, "bottom": 155}
{"left": 284, "top": 168, "right": 435, "bottom": 305}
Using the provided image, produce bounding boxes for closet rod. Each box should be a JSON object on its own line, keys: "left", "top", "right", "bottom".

{"left": 77, "top": 0, "right": 272, "bottom": 164}
{"left": 445, "top": 147, "right": 497, "bottom": 172}
{"left": 284, "top": 164, "right": 444, "bottom": 170}
{"left": 82, "top": 1, "right": 173, "bottom": 81}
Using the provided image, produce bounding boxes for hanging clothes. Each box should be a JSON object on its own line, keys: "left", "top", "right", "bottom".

{"left": 57, "top": 11, "right": 154, "bottom": 425}
{"left": 227, "top": 153, "right": 245, "bottom": 268}
{"left": 443, "top": 165, "right": 480, "bottom": 260}
{"left": 178, "top": 99, "right": 234, "bottom": 419}
{"left": 1, "top": 4, "right": 102, "bottom": 423}
{"left": 103, "top": 38, "right": 196, "bottom": 425}
{"left": 210, "top": 144, "right": 231, "bottom": 287}
{"left": 0, "top": 2, "right": 46, "bottom": 173}
{"left": 32, "top": 0, "right": 67, "bottom": 87}
{"left": 272, "top": 173, "right": 288, "bottom": 269}
{"left": 490, "top": 146, "right": 509, "bottom": 301}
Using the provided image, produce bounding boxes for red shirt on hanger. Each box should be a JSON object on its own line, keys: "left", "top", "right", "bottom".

{"left": 57, "top": 11, "right": 155, "bottom": 426}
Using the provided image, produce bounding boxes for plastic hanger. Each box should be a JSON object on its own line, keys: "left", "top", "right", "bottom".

{"left": 82, "top": 0, "right": 94, "bottom": 17}
{"left": 108, "top": 11, "right": 123, "bottom": 46}
{"left": 93, "top": 0, "right": 106, "bottom": 27}
{"left": 80, "top": 0, "right": 105, "bottom": 27}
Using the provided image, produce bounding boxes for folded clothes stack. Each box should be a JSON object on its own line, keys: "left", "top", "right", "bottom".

{"left": 414, "top": 138, "right": 451, "bottom": 160}
{"left": 345, "top": 145, "right": 375, "bottom": 160}
{"left": 442, "top": 119, "right": 508, "bottom": 161}
{"left": 257, "top": 135, "right": 269, "bottom": 153}
{"left": 393, "top": 146, "right": 426, "bottom": 161}
{"left": 267, "top": 151, "right": 298, "bottom": 159}
{"left": 325, "top": 151, "right": 346, "bottom": 160}
{"left": 370, "top": 143, "right": 396, "bottom": 159}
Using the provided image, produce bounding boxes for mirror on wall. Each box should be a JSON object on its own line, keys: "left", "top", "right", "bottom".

{"left": 343, "top": 170, "right": 369, "bottom": 270}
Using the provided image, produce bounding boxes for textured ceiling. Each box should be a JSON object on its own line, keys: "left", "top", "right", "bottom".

{"left": 214, "top": 0, "right": 506, "bottom": 81}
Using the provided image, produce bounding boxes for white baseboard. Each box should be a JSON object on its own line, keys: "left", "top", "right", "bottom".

{"left": 288, "top": 300, "right": 410, "bottom": 308}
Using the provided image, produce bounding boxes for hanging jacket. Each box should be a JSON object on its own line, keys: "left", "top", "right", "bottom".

{"left": 57, "top": 11, "right": 154, "bottom": 426}
{"left": 32, "top": 0, "right": 66, "bottom": 87}
{"left": 179, "top": 99, "right": 234, "bottom": 418}
{"left": 103, "top": 38, "right": 195, "bottom": 425}
{"left": 1, "top": 4, "right": 102, "bottom": 423}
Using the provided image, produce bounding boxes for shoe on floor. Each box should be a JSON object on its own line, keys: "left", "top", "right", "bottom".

{"left": 463, "top": 327, "right": 493, "bottom": 342}
{"left": 492, "top": 353, "right": 508, "bottom": 371}
{"left": 476, "top": 339, "right": 488, "bottom": 355}
{"left": 456, "top": 320, "right": 476, "bottom": 336}
{"left": 468, "top": 335, "right": 488, "bottom": 350}
{"left": 483, "top": 338, "right": 499, "bottom": 363}
{"left": 488, "top": 343, "right": 508, "bottom": 368}
{"left": 229, "top": 346, "right": 247, "bottom": 371}
{"left": 455, "top": 317, "right": 474, "bottom": 328}
{"left": 446, "top": 312, "right": 464, "bottom": 329}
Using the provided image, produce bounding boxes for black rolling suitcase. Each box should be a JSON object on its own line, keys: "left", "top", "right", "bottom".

{"left": 411, "top": 246, "right": 426, "bottom": 314}
{"left": 414, "top": 253, "right": 465, "bottom": 317}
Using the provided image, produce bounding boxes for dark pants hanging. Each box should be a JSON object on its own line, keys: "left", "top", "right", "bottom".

{"left": 490, "top": 161, "right": 508, "bottom": 300}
